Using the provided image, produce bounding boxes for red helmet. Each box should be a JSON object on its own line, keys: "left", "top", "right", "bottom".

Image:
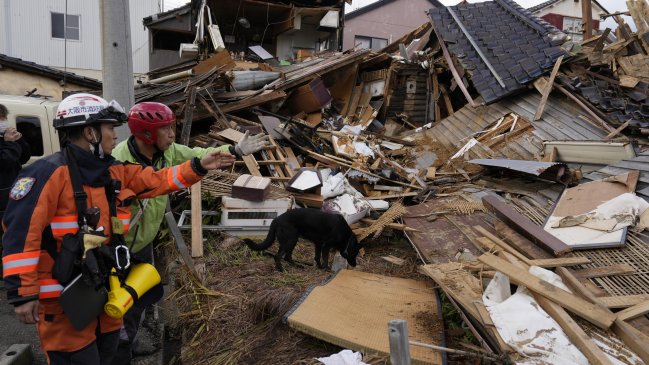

{"left": 127, "top": 102, "right": 176, "bottom": 144}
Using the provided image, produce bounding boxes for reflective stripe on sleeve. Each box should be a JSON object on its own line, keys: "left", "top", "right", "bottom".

{"left": 51, "top": 216, "right": 79, "bottom": 235}
{"left": 167, "top": 166, "right": 188, "bottom": 190}
{"left": 39, "top": 279, "right": 64, "bottom": 299}
{"left": 2, "top": 251, "right": 40, "bottom": 277}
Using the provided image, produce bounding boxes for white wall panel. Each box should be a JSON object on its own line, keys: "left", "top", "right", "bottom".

{"left": 2, "top": 0, "right": 158, "bottom": 76}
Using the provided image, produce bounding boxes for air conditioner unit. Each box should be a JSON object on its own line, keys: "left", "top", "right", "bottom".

{"left": 179, "top": 43, "right": 199, "bottom": 59}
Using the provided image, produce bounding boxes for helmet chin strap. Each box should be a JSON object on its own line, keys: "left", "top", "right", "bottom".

{"left": 89, "top": 126, "right": 105, "bottom": 159}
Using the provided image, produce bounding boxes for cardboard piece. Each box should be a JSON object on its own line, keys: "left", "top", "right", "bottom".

{"left": 543, "top": 171, "right": 639, "bottom": 249}
{"left": 287, "top": 77, "right": 332, "bottom": 114}
{"left": 232, "top": 174, "right": 271, "bottom": 202}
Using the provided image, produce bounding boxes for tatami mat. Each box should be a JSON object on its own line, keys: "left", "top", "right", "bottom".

{"left": 285, "top": 269, "right": 443, "bottom": 364}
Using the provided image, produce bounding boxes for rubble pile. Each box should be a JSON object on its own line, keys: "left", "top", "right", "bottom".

{"left": 145, "top": 0, "right": 649, "bottom": 363}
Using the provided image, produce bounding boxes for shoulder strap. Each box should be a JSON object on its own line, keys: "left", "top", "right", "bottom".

{"left": 64, "top": 147, "right": 88, "bottom": 228}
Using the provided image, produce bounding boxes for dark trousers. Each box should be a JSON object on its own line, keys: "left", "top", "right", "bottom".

{"left": 47, "top": 330, "right": 120, "bottom": 365}
{"left": 110, "top": 244, "right": 154, "bottom": 365}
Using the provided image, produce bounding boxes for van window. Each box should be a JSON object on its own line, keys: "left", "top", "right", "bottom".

{"left": 16, "top": 116, "right": 44, "bottom": 156}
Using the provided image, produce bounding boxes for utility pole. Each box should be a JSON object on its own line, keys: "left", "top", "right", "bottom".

{"left": 581, "top": 0, "right": 593, "bottom": 40}
{"left": 100, "top": 0, "right": 134, "bottom": 141}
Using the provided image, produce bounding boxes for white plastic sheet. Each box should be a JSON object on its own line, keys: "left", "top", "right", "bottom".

{"left": 484, "top": 267, "right": 643, "bottom": 365}
{"left": 317, "top": 349, "right": 369, "bottom": 365}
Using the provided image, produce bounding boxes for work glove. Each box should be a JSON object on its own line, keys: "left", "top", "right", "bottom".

{"left": 235, "top": 131, "right": 271, "bottom": 156}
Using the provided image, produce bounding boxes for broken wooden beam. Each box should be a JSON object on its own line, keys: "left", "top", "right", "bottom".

{"left": 218, "top": 90, "right": 287, "bottom": 113}
{"left": 555, "top": 266, "right": 649, "bottom": 363}
{"left": 616, "top": 300, "right": 649, "bottom": 321}
{"left": 533, "top": 55, "right": 563, "bottom": 121}
{"left": 479, "top": 253, "right": 616, "bottom": 330}
{"left": 482, "top": 195, "right": 571, "bottom": 256}
{"left": 572, "top": 264, "right": 635, "bottom": 279}
{"left": 180, "top": 86, "right": 197, "bottom": 146}
{"left": 598, "top": 295, "right": 649, "bottom": 309}
{"left": 527, "top": 257, "right": 591, "bottom": 268}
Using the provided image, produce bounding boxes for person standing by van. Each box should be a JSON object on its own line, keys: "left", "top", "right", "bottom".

{"left": 0, "top": 104, "right": 31, "bottom": 222}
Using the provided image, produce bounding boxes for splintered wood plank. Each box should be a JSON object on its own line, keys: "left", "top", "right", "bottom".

{"left": 500, "top": 252, "right": 614, "bottom": 365}
{"left": 420, "top": 263, "right": 482, "bottom": 320}
{"left": 190, "top": 182, "right": 203, "bottom": 258}
{"left": 573, "top": 264, "right": 636, "bottom": 279}
{"left": 616, "top": 300, "right": 649, "bottom": 321}
{"left": 180, "top": 86, "right": 197, "bottom": 146}
{"left": 482, "top": 195, "right": 571, "bottom": 256}
{"left": 219, "top": 90, "right": 287, "bottom": 113}
{"left": 527, "top": 257, "right": 592, "bottom": 268}
{"left": 478, "top": 253, "right": 616, "bottom": 329}
{"left": 474, "top": 226, "right": 531, "bottom": 265}
{"left": 598, "top": 295, "right": 649, "bottom": 309}
{"left": 344, "top": 85, "right": 362, "bottom": 118}
{"left": 611, "top": 318, "right": 649, "bottom": 363}
{"left": 282, "top": 146, "right": 300, "bottom": 174}
{"left": 494, "top": 221, "right": 552, "bottom": 260}
{"left": 533, "top": 55, "right": 563, "bottom": 121}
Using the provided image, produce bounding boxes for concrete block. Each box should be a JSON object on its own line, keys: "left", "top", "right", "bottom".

{"left": 0, "top": 344, "right": 33, "bottom": 365}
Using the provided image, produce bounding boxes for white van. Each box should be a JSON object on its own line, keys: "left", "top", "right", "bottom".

{"left": 0, "top": 95, "right": 61, "bottom": 164}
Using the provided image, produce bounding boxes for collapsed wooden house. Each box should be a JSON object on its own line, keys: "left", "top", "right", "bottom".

{"left": 126, "top": 0, "right": 649, "bottom": 363}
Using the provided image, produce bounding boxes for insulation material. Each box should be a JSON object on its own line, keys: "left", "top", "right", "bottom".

{"left": 322, "top": 193, "right": 370, "bottom": 224}
{"left": 285, "top": 270, "right": 443, "bottom": 365}
{"left": 543, "top": 171, "right": 639, "bottom": 249}
{"left": 550, "top": 193, "right": 649, "bottom": 232}
{"left": 484, "top": 268, "right": 643, "bottom": 365}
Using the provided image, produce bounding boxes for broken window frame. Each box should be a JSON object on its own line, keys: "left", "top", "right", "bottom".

{"left": 354, "top": 35, "right": 388, "bottom": 52}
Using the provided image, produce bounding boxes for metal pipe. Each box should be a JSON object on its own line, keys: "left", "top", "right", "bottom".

{"left": 445, "top": 6, "right": 506, "bottom": 89}
{"left": 136, "top": 69, "right": 195, "bottom": 89}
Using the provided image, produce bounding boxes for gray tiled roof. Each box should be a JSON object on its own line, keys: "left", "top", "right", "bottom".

{"left": 0, "top": 53, "right": 101, "bottom": 89}
{"left": 430, "top": 0, "right": 568, "bottom": 104}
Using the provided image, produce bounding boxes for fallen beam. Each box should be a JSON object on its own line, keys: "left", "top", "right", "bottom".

{"left": 479, "top": 253, "right": 616, "bottom": 329}
{"left": 598, "top": 295, "right": 649, "bottom": 309}
{"left": 573, "top": 264, "right": 635, "bottom": 279}
{"left": 527, "top": 257, "right": 591, "bottom": 268}
{"left": 482, "top": 195, "right": 571, "bottom": 256}
{"left": 616, "top": 301, "right": 649, "bottom": 321}
{"left": 501, "top": 252, "right": 614, "bottom": 365}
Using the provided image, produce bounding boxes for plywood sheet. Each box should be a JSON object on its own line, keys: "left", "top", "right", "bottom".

{"left": 285, "top": 270, "right": 442, "bottom": 365}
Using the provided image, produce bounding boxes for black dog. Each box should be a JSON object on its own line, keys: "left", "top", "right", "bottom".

{"left": 243, "top": 208, "right": 360, "bottom": 272}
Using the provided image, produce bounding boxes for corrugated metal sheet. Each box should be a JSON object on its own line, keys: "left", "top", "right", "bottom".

{"left": 425, "top": 90, "right": 609, "bottom": 160}
{"left": 1, "top": 0, "right": 157, "bottom": 75}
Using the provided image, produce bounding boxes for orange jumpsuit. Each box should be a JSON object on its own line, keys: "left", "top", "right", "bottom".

{"left": 2, "top": 146, "right": 204, "bottom": 354}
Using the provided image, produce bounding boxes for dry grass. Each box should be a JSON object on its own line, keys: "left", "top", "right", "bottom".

{"left": 166, "top": 232, "right": 427, "bottom": 365}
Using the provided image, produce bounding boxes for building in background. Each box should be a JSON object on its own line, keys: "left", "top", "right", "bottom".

{"left": 145, "top": 0, "right": 345, "bottom": 71}
{"left": 343, "top": 0, "right": 442, "bottom": 51}
{"left": 0, "top": 0, "right": 159, "bottom": 80}
{"left": 528, "top": 0, "right": 608, "bottom": 41}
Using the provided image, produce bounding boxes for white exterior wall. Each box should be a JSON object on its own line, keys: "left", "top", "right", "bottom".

{"left": 534, "top": 0, "right": 605, "bottom": 19}
{"left": 0, "top": 0, "right": 158, "bottom": 76}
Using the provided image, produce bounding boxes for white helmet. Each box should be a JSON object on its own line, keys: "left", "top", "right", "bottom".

{"left": 54, "top": 93, "right": 127, "bottom": 130}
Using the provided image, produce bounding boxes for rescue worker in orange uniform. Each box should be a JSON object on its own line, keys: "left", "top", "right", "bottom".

{"left": 1, "top": 93, "right": 235, "bottom": 365}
